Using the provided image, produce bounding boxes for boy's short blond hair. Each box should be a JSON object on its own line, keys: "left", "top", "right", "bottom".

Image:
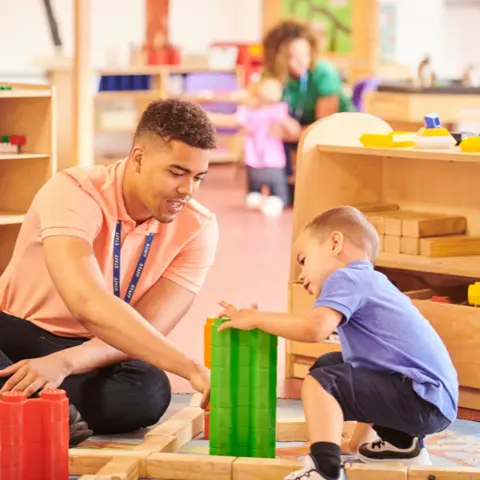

{"left": 304, "top": 206, "right": 380, "bottom": 263}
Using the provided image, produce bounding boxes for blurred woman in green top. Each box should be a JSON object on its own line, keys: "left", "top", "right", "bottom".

{"left": 262, "top": 19, "right": 355, "bottom": 204}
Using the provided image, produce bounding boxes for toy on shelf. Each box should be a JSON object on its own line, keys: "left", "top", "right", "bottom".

{"left": 0, "top": 85, "right": 12, "bottom": 90}
{"left": 0, "top": 135, "right": 26, "bottom": 154}
{"left": 459, "top": 136, "right": 480, "bottom": 152}
{"left": 209, "top": 317, "right": 277, "bottom": 458}
{"left": 0, "top": 389, "right": 69, "bottom": 480}
{"left": 468, "top": 282, "right": 480, "bottom": 306}
{"left": 413, "top": 114, "right": 455, "bottom": 149}
{"left": 451, "top": 131, "right": 476, "bottom": 146}
{"left": 359, "top": 131, "right": 415, "bottom": 148}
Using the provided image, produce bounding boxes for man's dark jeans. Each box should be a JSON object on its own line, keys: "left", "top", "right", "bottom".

{"left": 0, "top": 311, "right": 171, "bottom": 434}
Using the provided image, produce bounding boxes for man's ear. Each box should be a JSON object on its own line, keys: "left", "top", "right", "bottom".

{"left": 130, "top": 146, "right": 144, "bottom": 172}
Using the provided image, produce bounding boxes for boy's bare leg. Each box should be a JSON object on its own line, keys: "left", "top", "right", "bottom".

{"left": 303, "top": 375, "right": 344, "bottom": 445}
{"left": 341, "top": 423, "right": 376, "bottom": 454}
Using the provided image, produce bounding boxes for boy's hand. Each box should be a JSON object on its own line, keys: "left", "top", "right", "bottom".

{"left": 217, "top": 301, "right": 259, "bottom": 331}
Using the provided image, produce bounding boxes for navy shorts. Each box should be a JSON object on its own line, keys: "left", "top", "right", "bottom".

{"left": 309, "top": 352, "right": 451, "bottom": 438}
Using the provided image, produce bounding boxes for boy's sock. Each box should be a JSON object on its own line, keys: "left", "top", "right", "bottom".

{"left": 310, "top": 442, "right": 341, "bottom": 479}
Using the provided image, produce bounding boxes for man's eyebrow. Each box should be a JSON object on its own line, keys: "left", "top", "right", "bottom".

{"left": 169, "top": 164, "right": 209, "bottom": 176}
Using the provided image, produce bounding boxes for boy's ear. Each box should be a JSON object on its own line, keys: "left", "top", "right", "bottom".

{"left": 330, "top": 231, "right": 344, "bottom": 257}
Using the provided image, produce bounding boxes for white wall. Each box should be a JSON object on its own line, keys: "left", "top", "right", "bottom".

{"left": 0, "top": 0, "right": 261, "bottom": 77}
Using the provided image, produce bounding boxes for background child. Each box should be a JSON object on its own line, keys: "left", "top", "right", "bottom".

{"left": 217, "top": 205, "right": 458, "bottom": 480}
{"left": 236, "top": 77, "right": 301, "bottom": 215}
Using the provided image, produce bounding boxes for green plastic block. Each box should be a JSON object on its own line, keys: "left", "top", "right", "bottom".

{"left": 209, "top": 316, "right": 278, "bottom": 458}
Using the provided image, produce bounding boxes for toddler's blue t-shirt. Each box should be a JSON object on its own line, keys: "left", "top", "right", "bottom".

{"left": 314, "top": 260, "right": 459, "bottom": 422}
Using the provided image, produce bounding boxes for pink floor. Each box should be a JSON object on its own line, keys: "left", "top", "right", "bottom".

{"left": 166, "top": 163, "right": 296, "bottom": 395}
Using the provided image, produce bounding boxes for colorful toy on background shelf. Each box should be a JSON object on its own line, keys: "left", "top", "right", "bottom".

{"left": 468, "top": 282, "right": 480, "bottom": 306}
{"left": 414, "top": 127, "right": 456, "bottom": 149}
{"left": 0, "top": 389, "right": 69, "bottom": 480}
{"left": 459, "top": 136, "right": 480, "bottom": 152}
{"left": 0, "top": 135, "right": 26, "bottom": 154}
{"left": 359, "top": 131, "right": 415, "bottom": 148}
{"left": 0, "top": 85, "right": 12, "bottom": 90}
{"left": 209, "top": 317, "right": 277, "bottom": 458}
{"left": 424, "top": 112, "right": 441, "bottom": 129}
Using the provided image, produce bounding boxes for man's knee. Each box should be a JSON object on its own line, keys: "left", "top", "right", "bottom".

{"left": 82, "top": 362, "right": 172, "bottom": 434}
{"left": 310, "top": 351, "right": 344, "bottom": 372}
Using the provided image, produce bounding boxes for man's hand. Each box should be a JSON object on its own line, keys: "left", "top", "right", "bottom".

{"left": 0, "top": 351, "right": 72, "bottom": 397}
{"left": 187, "top": 364, "right": 211, "bottom": 409}
{"left": 217, "top": 301, "right": 260, "bottom": 332}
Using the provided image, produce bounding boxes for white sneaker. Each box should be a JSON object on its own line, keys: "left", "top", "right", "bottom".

{"left": 246, "top": 192, "right": 264, "bottom": 210}
{"left": 284, "top": 454, "right": 345, "bottom": 480}
{"left": 261, "top": 195, "right": 284, "bottom": 217}
{"left": 357, "top": 438, "right": 432, "bottom": 465}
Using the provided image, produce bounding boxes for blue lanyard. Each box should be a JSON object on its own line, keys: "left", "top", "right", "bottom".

{"left": 286, "top": 73, "right": 308, "bottom": 121}
{"left": 113, "top": 220, "right": 153, "bottom": 304}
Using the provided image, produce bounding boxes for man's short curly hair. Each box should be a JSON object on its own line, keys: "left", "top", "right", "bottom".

{"left": 134, "top": 98, "right": 217, "bottom": 150}
{"left": 262, "top": 19, "right": 319, "bottom": 81}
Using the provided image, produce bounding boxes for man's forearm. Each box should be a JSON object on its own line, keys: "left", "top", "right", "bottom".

{"left": 73, "top": 290, "right": 200, "bottom": 380}
{"left": 60, "top": 338, "right": 128, "bottom": 375}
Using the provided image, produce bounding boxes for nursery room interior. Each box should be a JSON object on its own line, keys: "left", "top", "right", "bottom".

{"left": 2, "top": 0, "right": 480, "bottom": 479}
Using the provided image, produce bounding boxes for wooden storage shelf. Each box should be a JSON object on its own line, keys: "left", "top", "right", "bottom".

{"left": 286, "top": 112, "right": 480, "bottom": 411}
{"left": 0, "top": 83, "right": 56, "bottom": 272}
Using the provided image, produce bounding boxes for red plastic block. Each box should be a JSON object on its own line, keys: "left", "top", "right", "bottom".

{"left": 0, "top": 389, "right": 69, "bottom": 480}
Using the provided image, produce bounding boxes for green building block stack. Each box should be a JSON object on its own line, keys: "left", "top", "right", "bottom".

{"left": 209, "top": 317, "right": 278, "bottom": 458}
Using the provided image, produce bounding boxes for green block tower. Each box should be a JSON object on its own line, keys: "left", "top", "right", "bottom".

{"left": 209, "top": 317, "right": 278, "bottom": 458}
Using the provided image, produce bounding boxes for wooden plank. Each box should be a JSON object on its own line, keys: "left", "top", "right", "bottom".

{"left": 233, "top": 457, "right": 302, "bottom": 480}
{"left": 420, "top": 235, "right": 480, "bottom": 257}
{"left": 408, "top": 465, "right": 480, "bottom": 479}
{"left": 133, "top": 434, "right": 176, "bottom": 453}
{"left": 146, "top": 452, "right": 235, "bottom": 480}
{"left": 69, "top": 450, "right": 149, "bottom": 477}
{"left": 276, "top": 418, "right": 308, "bottom": 442}
{"left": 145, "top": 405, "right": 204, "bottom": 448}
{"left": 355, "top": 202, "right": 399, "bottom": 213}
{"left": 78, "top": 457, "right": 139, "bottom": 480}
{"left": 402, "top": 215, "right": 466, "bottom": 238}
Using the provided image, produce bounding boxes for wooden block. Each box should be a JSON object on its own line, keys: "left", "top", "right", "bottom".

{"left": 420, "top": 235, "right": 480, "bottom": 257}
{"left": 379, "top": 234, "right": 385, "bottom": 251}
{"left": 146, "top": 452, "right": 235, "bottom": 480}
{"left": 146, "top": 405, "right": 204, "bottom": 448}
{"left": 407, "top": 465, "right": 480, "bottom": 479}
{"left": 133, "top": 434, "right": 176, "bottom": 453}
{"left": 232, "top": 457, "right": 302, "bottom": 480}
{"left": 80, "top": 457, "right": 139, "bottom": 480}
{"left": 69, "top": 450, "right": 148, "bottom": 478}
{"left": 400, "top": 236, "right": 420, "bottom": 255}
{"left": 402, "top": 214, "right": 466, "bottom": 238}
{"left": 354, "top": 202, "right": 399, "bottom": 213}
{"left": 384, "top": 211, "right": 420, "bottom": 236}
{"left": 347, "top": 463, "right": 407, "bottom": 480}
{"left": 384, "top": 235, "right": 401, "bottom": 253}
{"left": 276, "top": 418, "right": 308, "bottom": 441}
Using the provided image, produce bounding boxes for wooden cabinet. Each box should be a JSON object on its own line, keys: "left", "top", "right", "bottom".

{"left": 0, "top": 83, "right": 56, "bottom": 272}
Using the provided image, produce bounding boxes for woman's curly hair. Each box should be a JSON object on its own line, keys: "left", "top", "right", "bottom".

{"left": 262, "top": 19, "right": 319, "bottom": 82}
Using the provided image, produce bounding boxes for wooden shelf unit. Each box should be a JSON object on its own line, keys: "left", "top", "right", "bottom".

{"left": 0, "top": 83, "right": 56, "bottom": 272}
{"left": 94, "top": 65, "right": 245, "bottom": 165}
{"left": 286, "top": 112, "right": 480, "bottom": 411}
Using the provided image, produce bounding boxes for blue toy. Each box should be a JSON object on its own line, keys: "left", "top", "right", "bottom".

{"left": 424, "top": 112, "right": 441, "bottom": 129}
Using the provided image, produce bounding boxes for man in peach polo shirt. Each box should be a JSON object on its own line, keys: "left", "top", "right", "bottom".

{"left": 0, "top": 99, "right": 219, "bottom": 446}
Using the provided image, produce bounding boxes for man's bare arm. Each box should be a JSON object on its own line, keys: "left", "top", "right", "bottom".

{"left": 43, "top": 236, "right": 202, "bottom": 380}
{"left": 60, "top": 277, "right": 196, "bottom": 375}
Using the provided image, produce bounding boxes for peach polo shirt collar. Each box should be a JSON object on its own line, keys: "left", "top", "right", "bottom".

{"left": 111, "top": 158, "right": 160, "bottom": 235}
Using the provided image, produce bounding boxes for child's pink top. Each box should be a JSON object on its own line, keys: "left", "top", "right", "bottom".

{"left": 236, "top": 102, "right": 288, "bottom": 169}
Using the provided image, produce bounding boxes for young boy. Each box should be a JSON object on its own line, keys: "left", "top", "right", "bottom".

{"left": 218, "top": 206, "right": 458, "bottom": 480}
